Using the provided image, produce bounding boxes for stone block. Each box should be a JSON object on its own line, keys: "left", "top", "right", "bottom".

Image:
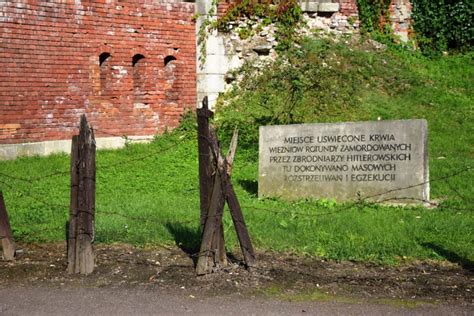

{"left": 199, "top": 54, "right": 242, "bottom": 75}
{"left": 205, "top": 35, "right": 226, "bottom": 55}
{"left": 201, "top": 54, "right": 230, "bottom": 74}
{"left": 227, "top": 54, "right": 244, "bottom": 70}
{"left": 197, "top": 74, "right": 226, "bottom": 93}
{"left": 259, "top": 119, "right": 429, "bottom": 203}
{"left": 197, "top": 92, "right": 219, "bottom": 110}
{"left": 300, "top": 1, "right": 319, "bottom": 12}
{"left": 318, "top": 3, "right": 340, "bottom": 12}
{"left": 0, "top": 145, "right": 19, "bottom": 160}
{"left": 253, "top": 43, "right": 273, "bottom": 55}
{"left": 196, "top": 0, "right": 214, "bottom": 15}
{"left": 43, "top": 140, "right": 72, "bottom": 156}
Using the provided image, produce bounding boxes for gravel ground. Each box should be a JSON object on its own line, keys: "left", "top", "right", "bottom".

{"left": 0, "top": 243, "right": 472, "bottom": 315}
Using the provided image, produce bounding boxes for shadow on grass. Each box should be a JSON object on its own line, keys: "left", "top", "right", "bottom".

{"left": 237, "top": 179, "right": 258, "bottom": 197}
{"left": 422, "top": 242, "right": 474, "bottom": 272}
{"left": 165, "top": 222, "right": 247, "bottom": 268}
{"left": 165, "top": 222, "right": 201, "bottom": 265}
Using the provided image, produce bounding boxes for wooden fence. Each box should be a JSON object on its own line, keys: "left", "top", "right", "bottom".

{"left": 196, "top": 96, "right": 256, "bottom": 275}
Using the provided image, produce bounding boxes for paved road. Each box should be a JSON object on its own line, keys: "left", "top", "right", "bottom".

{"left": 0, "top": 287, "right": 471, "bottom": 315}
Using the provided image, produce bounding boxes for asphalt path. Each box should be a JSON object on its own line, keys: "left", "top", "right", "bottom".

{"left": 0, "top": 287, "right": 471, "bottom": 315}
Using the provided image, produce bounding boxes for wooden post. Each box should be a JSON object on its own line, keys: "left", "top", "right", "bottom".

{"left": 68, "top": 115, "right": 96, "bottom": 274}
{"left": 0, "top": 191, "right": 15, "bottom": 261}
{"left": 197, "top": 97, "right": 227, "bottom": 272}
{"left": 221, "top": 172, "right": 256, "bottom": 267}
{"left": 208, "top": 128, "right": 256, "bottom": 268}
{"left": 210, "top": 129, "right": 238, "bottom": 268}
{"left": 196, "top": 172, "right": 226, "bottom": 275}
{"left": 196, "top": 96, "right": 255, "bottom": 275}
{"left": 67, "top": 135, "right": 79, "bottom": 273}
{"left": 226, "top": 129, "right": 239, "bottom": 175}
{"left": 197, "top": 96, "right": 214, "bottom": 231}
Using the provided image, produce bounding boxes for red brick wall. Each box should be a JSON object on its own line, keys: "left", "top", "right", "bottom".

{"left": 217, "top": 2, "right": 234, "bottom": 18}
{"left": 0, "top": 0, "right": 196, "bottom": 145}
{"left": 389, "top": 0, "right": 412, "bottom": 41}
{"left": 339, "top": 0, "right": 359, "bottom": 17}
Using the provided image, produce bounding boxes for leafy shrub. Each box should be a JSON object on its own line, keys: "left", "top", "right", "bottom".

{"left": 214, "top": 0, "right": 302, "bottom": 51}
{"left": 356, "top": 0, "right": 472, "bottom": 55}
{"left": 215, "top": 37, "right": 417, "bottom": 154}
{"left": 412, "top": 0, "right": 473, "bottom": 55}
{"left": 356, "top": 0, "right": 392, "bottom": 34}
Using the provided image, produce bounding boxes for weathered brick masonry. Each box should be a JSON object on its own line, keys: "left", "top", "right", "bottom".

{"left": 0, "top": 0, "right": 196, "bottom": 145}
{"left": 339, "top": 0, "right": 358, "bottom": 16}
{"left": 215, "top": 0, "right": 359, "bottom": 17}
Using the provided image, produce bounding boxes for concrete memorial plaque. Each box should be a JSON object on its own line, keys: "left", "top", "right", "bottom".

{"left": 259, "top": 119, "right": 429, "bottom": 203}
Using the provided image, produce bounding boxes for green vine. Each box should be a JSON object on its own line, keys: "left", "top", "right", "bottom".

{"left": 356, "top": 0, "right": 393, "bottom": 34}
{"left": 273, "top": 0, "right": 303, "bottom": 51}
{"left": 213, "top": 0, "right": 272, "bottom": 32}
{"left": 356, "top": 0, "right": 473, "bottom": 55}
{"left": 197, "top": 0, "right": 219, "bottom": 68}
{"left": 198, "top": 0, "right": 303, "bottom": 57}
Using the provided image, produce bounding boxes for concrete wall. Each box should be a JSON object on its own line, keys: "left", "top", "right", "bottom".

{"left": 196, "top": 0, "right": 239, "bottom": 109}
{"left": 0, "top": 135, "right": 153, "bottom": 160}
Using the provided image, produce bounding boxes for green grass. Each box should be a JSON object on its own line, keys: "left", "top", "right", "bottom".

{"left": 0, "top": 39, "right": 473, "bottom": 265}
{"left": 261, "top": 284, "right": 360, "bottom": 304}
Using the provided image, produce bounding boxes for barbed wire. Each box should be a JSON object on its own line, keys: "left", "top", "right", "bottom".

{"left": 3, "top": 127, "right": 470, "bottom": 208}
{"left": 438, "top": 159, "right": 474, "bottom": 203}
{"left": 0, "top": 170, "right": 70, "bottom": 183}
{"left": 95, "top": 132, "right": 192, "bottom": 171}
{"left": 0, "top": 129, "right": 194, "bottom": 184}
{"left": 1, "top": 170, "right": 471, "bottom": 246}
{"left": 1, "top": 122, "right": 472, "bottom": 249}
{"left": 1, "top": 161, "right": 472, "bottom": 222}
{"left": 361, "top": 166, "right": 471, "bottom": 200}
{"left": 0, "top": 179, "right": 70, "bottom": 211}
{"left": 2, "top": 114, "right": 472, "bottom": 275}
{"left": 0, "top": 176, "right": 199, "bottom": 230}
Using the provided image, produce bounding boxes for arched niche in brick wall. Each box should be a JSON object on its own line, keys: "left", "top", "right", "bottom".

{"left": 99, "top": 52, "right": 112, "bottom": 95}
{"left": 132, "top": 54, "right": 146, "bottom": 100}
{"left": 164, "top": 55, "right": 177, "bottom": 66}
{"left": 164, "top": 55, "right": 178, "bottom": 101}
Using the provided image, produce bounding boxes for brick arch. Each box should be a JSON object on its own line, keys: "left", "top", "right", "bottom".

{"left": 164, "top": 55, "right": 179, "bottom": 101}
{"left": 99, "top": 52, "right": 112, "bottom": 95}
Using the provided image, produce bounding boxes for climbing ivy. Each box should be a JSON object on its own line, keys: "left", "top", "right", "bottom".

{"left": 273, "top": 0, "right": 303, "bottom": 51}
{"left": 411, "top": 0, "right": 473, "bottom": 55}
{"left": 213, "top": 0, "right": 303, "bottom": 51}
{"left": 356, "top": 0, "right": 393, "bottom": 34}
{"left": 197, "top": 0, "right": 219, "bottom": 68}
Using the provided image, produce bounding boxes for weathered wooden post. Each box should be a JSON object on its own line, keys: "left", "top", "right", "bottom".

{"left": 0, "top": 191, "right": 15, "bottom": 261}
{"left": 196, "top": 170, "right": 226, "bottom": 275}
{"left": 68, "top": 135, "right": 79, "bottom": 273}
{"left": 208, "top": 128, "right": 256, "bottom": 268}
{"left": 68, "top": 115, "right": 96, "bottom": 274}
{"left": 197, "top": 97, "right": 227, "bottom": 272}
{"left": 197, "top": 96, "right": 214, "bottom": 230}
{"left": 196, "top": 98, "right": 255, "bottom": 275}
